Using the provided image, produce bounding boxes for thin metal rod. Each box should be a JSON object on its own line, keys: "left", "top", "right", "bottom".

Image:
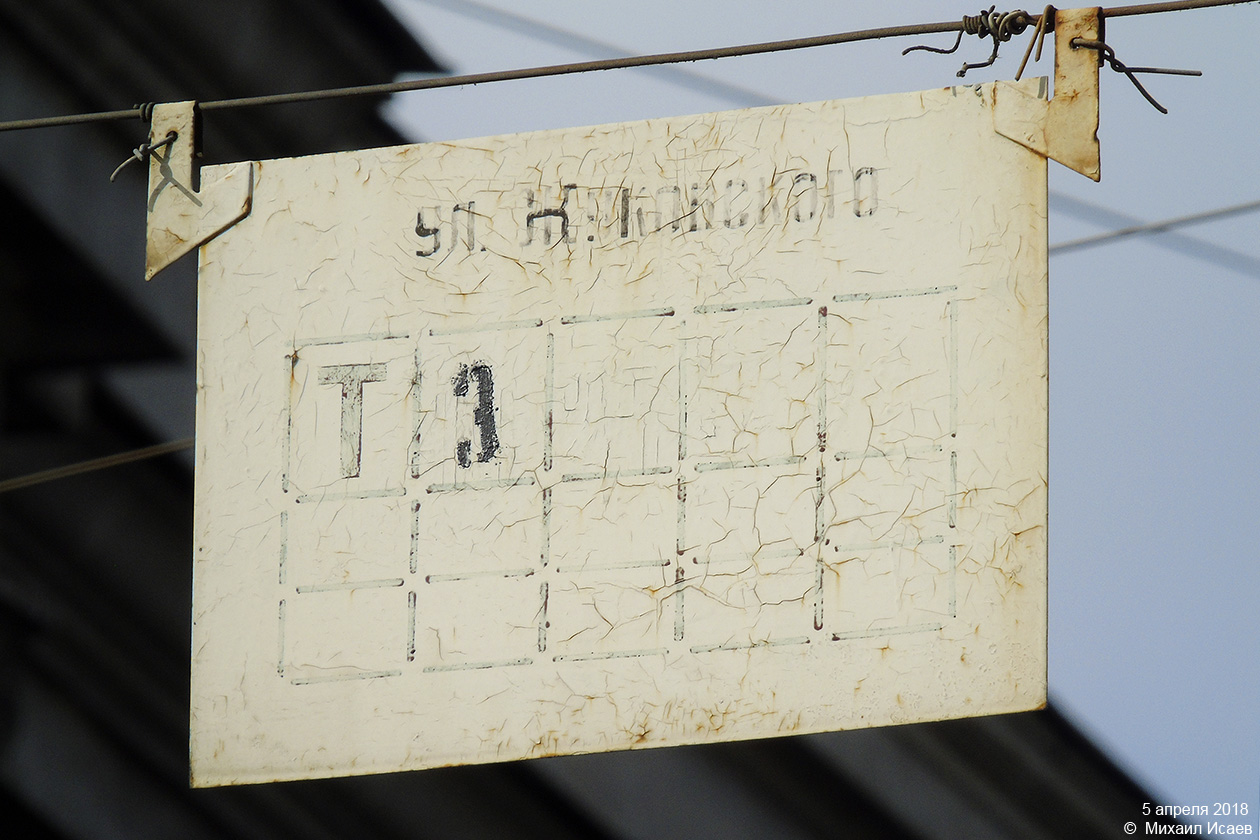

{"left": 384, "top": 0, "right": 784, "bottom": 107}
{"left": 0, "top": 107, "right": 154, "bottom": 133}
{"left": 0, "top": 437, "right": 194, "bottom": 495}
{"left": 198, "top": 20, "right": 962, "bottom": 113}
{"left": 0, "top": 0, "right": 1253, "bottom": 133}
{"left": 1102, "top": 0, "right": 1253, "bottom": 16}
{"left": 1049, "top": 197, "right": 1260, "bottom": 253}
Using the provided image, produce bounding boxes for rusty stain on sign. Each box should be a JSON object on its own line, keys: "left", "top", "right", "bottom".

{"left": 144, "top": 101, "right": 254, "bottom": 281}
{"left": 192, "top": 79, "right": 1049, "bottom": 786}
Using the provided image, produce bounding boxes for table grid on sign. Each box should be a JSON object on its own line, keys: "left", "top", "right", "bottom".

{"left": 274, "top": 284, "right": 959, "bottom": 684}
{"left": 823, "top": 286, "right": 959, "bottom": 641}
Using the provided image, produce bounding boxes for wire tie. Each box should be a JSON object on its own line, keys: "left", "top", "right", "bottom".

{"left": 903, "top": 7, "right": 1033, "bottom": 77}
{"left": 109, "top": 130, "right": 178, "bottom": 183}
{"left": 1015, "top": 6, "right": 1056, "bottom": 80}
{"left": 1069, "top": 37, "right": 1201, "bottom": 113}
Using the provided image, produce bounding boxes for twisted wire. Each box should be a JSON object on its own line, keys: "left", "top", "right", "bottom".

{"left": 902, "top": 7, "right": 1034, "bottom": 76}
{"left": 0, "top": 0, "right": 1248, "bottom": 134}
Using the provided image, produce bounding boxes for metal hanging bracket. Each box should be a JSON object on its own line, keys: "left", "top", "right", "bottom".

{"left": 993, "top": 7, "right": 1102, "bottom": 181}
{"left": 145, "top": 101, "right": 254, "bottom": 280}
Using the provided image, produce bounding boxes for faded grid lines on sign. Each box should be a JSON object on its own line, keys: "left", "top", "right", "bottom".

{"left": 275, "top": 285, "right": 959, "bottom": 685}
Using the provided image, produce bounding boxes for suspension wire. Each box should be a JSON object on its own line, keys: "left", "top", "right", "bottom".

{"left": 1100, "top": 0, "right": 1254, "bottom": 15}
{"left": 406, "top": 0, "right": 782, "bottom": 107}
{"left": 432, "top": 0, "right": 1251, "bottom": 258}
{"left": 171, "top": 23, "right": 972, "bottom": 114}
{"left": 423, "top": 1, "right": 1251, "bottom": 261}
{"left": 0, "top": 438, "right": 194, "bottom": 495}
{"left": 1050, "top": 198, "right": 1260, "bottom": 254}
{"left": 0, "top": 0, "right": 1252, "bottom": 133}
{"left": 0, "top": 0, "right": 1253, "bottom": 493}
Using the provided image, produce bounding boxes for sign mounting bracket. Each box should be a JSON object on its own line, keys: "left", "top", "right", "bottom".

{"left": 145, "top": 101, "right": 255, "bottom": 280}
{"left": 993, "top": 6, "right": 1103, "bottom": 181}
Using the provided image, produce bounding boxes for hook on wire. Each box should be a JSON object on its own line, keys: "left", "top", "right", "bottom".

{"left": 109, "top": 130, "right": 177, "bottom": 182}
{"left": 1070, "top": 37, "right": 1201, "bottom": 114}
{"left": 1014, "top": 6, "right": 1056, "bottom": 81}
{"left": 903, "top": 7, "right": 1034, "bottom": 78}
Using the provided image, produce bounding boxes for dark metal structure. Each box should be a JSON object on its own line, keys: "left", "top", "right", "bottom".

{"left": 0, "top": 1, "right": 1182, "bottom": 837}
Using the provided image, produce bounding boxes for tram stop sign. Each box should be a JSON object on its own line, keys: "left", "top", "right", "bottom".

{"left": 191, "top": 81, "right": 1048, "bottom": 786}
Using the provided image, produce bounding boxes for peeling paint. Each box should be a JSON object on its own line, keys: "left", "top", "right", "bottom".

{"left": 192, "top": 82, "right": 1047, "bottom": 786}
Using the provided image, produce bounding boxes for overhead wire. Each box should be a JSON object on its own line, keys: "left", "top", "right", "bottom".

{"left": 1049, "top": 199, "right": 1260, "bottom": 255}
{"left": 413, "top": 0, "right": 1260, "bottom": 264}
{"left": 404, "top": 0, "right": 781, "bottom": 107}
{"left": 0, "top": 21, "right": 962, "bottom": 132}
{"left": 1049, "top": 193, "right": 1260, "bottom": 278}
{"left": 0, "top": 0, "right": 1253, "bottom": 132}
{"left": 0, "top": 438, "right": 194, "bottom": 495}
{"left": 1, "top": 0, "right": 1257, "bottom": 493}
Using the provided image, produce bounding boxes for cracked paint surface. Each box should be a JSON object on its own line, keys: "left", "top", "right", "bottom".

{"left": 191, "top": 80, "right": 1048, "bottom": 786}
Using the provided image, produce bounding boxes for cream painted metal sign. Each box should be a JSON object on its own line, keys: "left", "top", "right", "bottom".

{"left": 192, "top": 80, "right": 1048, "bottom": 786}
